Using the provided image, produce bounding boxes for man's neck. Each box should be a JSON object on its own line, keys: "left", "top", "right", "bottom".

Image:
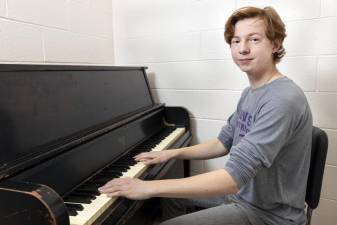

{"left": 247, "top": 67, "right": 282, "bottom": 89}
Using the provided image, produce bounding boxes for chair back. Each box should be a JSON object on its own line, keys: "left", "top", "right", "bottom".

{"left": 305, "top": 126, "right": 328, "bottom": 209}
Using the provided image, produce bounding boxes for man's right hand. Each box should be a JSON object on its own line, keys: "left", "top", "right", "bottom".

{"left": 134, "top": 150, "right": 177, "bottom": 165}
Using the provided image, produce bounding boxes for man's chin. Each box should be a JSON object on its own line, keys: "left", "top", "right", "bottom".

{"left": 234, "top": 61, "right": 253, "bottom": 73}
{"left": 238, "top": 66, "right": 251, "bottom": 73}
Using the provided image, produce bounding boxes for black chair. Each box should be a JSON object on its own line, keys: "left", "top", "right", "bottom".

{"left": 305, "top": 126, "right": 329, "bottom": 225}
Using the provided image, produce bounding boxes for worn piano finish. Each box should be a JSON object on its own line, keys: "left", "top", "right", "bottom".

{"left": 0, "top": 64, "right": 191, "bottom": 225}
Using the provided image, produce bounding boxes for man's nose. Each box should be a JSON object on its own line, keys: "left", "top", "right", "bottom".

{"left": 239, "top": 41, "right": 250, "bottom": 54}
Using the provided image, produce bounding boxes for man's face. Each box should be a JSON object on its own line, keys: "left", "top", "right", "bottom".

{"left": 230, "top": 17, "right": 278, "bottom": 75}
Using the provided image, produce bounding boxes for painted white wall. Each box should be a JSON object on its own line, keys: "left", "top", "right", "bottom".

{"left": 1, "top": 0, "right": 335, "bottom": 223}
{"left": 0, "top": 0, "right": 114, "bottom": 64}
{"left": 113, "top": 0, "right": 337, "bottom": 224}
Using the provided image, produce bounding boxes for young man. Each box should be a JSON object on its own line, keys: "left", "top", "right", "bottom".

{"left": 99, "top": 6, "right": 312, "bottom": 225}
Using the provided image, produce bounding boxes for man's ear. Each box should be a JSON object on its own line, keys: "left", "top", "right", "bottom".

{"left": 272, "top": 40, "right": 282, "bottom": 53}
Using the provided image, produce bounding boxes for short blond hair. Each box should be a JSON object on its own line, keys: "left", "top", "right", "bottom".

{"left": 224, "top": 6, "right": 286, "bottom": 63}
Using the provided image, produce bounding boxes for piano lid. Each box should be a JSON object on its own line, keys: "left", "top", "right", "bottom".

{"left": 0, "top": 64, "right": 154, "bottom": 177}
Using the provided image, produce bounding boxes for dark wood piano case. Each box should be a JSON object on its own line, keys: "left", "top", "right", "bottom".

{"left": 0, "top": 64, "right": 191, "bottom": 225}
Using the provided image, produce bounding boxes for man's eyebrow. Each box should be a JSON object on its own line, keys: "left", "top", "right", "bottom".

{"left": 232, "top": 32, "right": 263, "bottom": 38}
{"left": 247, "top": 32, "right": 263, "bottom": 36}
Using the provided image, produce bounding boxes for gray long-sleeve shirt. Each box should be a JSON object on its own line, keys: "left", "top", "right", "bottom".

{"left": 218, "top": 77, "right": 312, "bottom": 225}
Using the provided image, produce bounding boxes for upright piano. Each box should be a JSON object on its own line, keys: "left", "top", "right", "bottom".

{"left": 0, "top": 64, "right": 192, "bottom": 225}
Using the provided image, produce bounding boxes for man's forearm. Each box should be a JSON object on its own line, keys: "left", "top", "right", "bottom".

{"left": 147, "top": 169, "right": 239, "bottom": 198}
{"left": 171, "top": 138, "right": 228, "bottom": 160}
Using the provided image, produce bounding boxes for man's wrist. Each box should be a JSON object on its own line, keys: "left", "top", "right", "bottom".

{"left": 146, "top": 180, "right": 161, "bottom": 198}
{"left": 170, "top": 149, "right": 181, "bottom": 159}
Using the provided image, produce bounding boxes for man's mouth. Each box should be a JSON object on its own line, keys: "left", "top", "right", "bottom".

{"left": 238, "top": 58, "right": 253, "bottom": 64}
{"left": 238, "top": 58, "right": 253, "bottom": 61}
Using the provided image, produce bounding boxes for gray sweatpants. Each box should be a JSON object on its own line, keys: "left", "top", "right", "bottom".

{"left": 159, "top": 197, "right": 265, "bottom": 225}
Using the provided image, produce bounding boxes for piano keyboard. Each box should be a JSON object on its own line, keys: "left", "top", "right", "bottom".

{"left": 66, "top": 127, "right": 185, "bottom": 225}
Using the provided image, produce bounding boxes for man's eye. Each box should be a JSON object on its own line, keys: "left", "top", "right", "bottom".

{"left": 231, "top": 39, "right": 240, "bottom": 44}
{"left": 250, "top": 38, "right": 259, "bottom": 43}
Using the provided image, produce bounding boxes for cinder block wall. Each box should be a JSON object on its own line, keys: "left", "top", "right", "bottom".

{"left": 113, "top": 0, "right": 337, "bottom": 224}
{"left": 0, "top": 0, "right": 114, "bottom": 64}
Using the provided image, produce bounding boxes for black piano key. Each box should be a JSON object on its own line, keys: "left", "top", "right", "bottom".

{"left": 90, "top": 177, "right": 112, "bottom": 184}
{"left": 112, "top": 160, "right": 129, "bottom": 165}
{"left": 67, "top": 209, "right": 78, "bottom": 216}
{"left": 119, "top": 159, "right": 135, "bottom": 164}
{"left": 70, "top": 191, "right": 97, "bottom": 199}
{"left": 138, "top": 145, "right": 153, "bottom": 149}
{"left": 72, "top": 189, "right": 99, "bottom": 197}
{"left": 88, "top": 178, "right": 108, "bottom": 184}
{"left": 100, "top": 170, "right": 122, "bottom": 177}
{"left": 115, "top": 158, "right": 132, "bottom": 163}
{"left": 76, "top": 187, "right": 98, "bottom": 193}
{"left": 87, "top": 181, "right": 106, "bottom": 186}
{"left": 102, "top": 168, "right": 123, "bottom": 174}
{"left": 108, "top": 163, "right": 129, "bottom": 167}
{"left": 108, "top": 165, "right": 129, "bottom": 172}
{"left": 97, "top": 174, "right": 120, "bottom": 180}
{"left": 65, "top": 203, "right": 84, "bottom": 211}
{"left": 64, "top": 195, "right": 92, "bottom": 204}
{"left": 77, "top": 184, "right": 101, "bottom": 193}
{"left": 125, "top": 161, "right": 136, "bottom": 166}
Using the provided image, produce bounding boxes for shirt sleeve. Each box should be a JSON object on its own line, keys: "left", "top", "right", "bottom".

{"left": 217, "top": 111, "right": 238, "bottom": 150}
{"left": 224, "top": 101, "right": 296, "bottom": 188}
